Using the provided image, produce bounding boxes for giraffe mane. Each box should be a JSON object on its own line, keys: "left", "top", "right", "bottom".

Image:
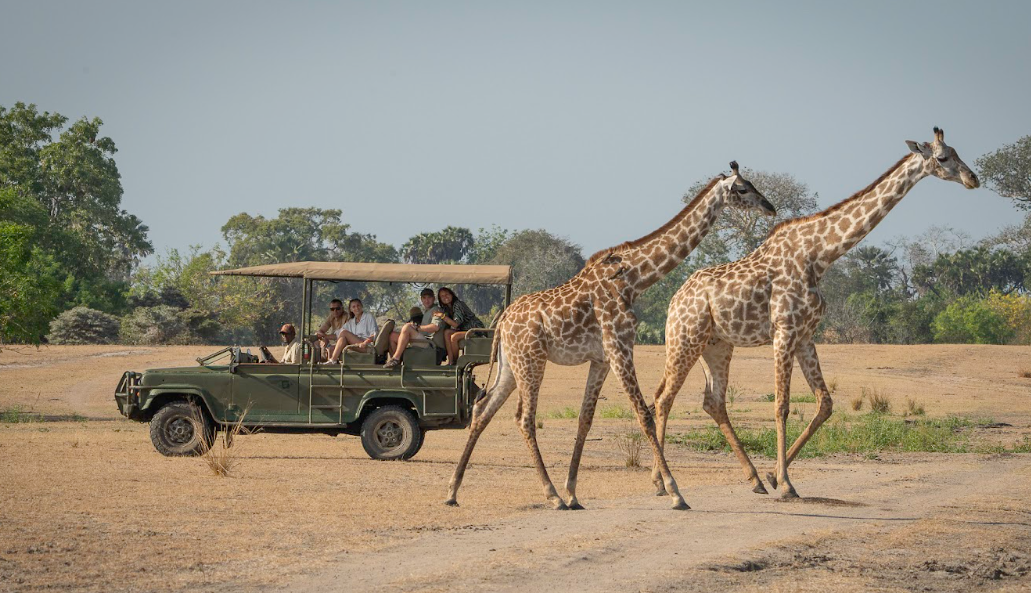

{"left": 584, "top": 176, "right": 723, "bottom": 267}
{"left": 765, "top": 154, "right": 916, "bottom": 238}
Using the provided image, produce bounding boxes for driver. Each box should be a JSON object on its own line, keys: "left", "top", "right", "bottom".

{"left": 260, "top": 323, "right": 302, "bottom": 364}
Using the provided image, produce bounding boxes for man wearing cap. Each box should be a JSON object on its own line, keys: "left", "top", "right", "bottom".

{"left": 384, "top": 288, "right": 445, "bottom": 368}
{"left": 260, "top": 323, "right": 303, "bottom": 364}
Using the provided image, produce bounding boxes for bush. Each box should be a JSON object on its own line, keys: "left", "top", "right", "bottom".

{"left": 120, "top": 305, "right": 193, "bottom": 345}
{"left": 47, "top": 307, "right": 120, "bottom": 345}
{"left": 932, "top": 295, "right": 1014, "bottom": 344}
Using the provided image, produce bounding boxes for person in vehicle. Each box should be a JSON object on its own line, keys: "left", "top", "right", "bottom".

{"left": 260, "top": 323, "right": 302, "bottom": 364}
{"left": 435, "top": 286, "right": 484, "bottom": 365}
{"left": 384, "top": 288, "right": 445, "bottom": 368}
{"left": 315, "top": 299, "right": 346, "bottom": 359}
{"left": 325, "top": 298, "right": 378, "bottom": 364}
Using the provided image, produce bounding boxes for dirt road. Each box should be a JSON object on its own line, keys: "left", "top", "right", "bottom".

{"left": 292, "top": 455, "right": 1031, "bottom": 592}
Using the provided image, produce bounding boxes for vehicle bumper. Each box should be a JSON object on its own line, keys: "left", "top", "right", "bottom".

{"left": 114, "top": 371, "right": 145, "bottom": 420}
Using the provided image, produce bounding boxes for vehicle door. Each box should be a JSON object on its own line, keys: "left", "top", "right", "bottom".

{"left": 232, "top": 363, "right": 302, "bottom": 422}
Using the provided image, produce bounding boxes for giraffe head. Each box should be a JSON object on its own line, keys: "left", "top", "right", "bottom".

{"left": 905, "top": 127, "right": 980, "bottom": 189}
{"left": 721, "top": 161, "right": 777, "bottom": 216}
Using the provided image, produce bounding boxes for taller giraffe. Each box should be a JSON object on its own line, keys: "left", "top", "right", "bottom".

{"left": 446, "top": 163, "right": 776, "bottom": 510}
{"left": 652, "top": 128, "right": 980, "bottom": 498}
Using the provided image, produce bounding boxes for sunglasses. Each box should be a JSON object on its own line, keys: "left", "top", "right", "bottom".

{"left": 330, "top": 307, "right": 342, "bottom": 311}
{"left": 279, "top": 331, "right": 289, "bottom": 335}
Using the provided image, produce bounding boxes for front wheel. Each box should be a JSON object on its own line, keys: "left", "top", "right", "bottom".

{"left": 360, "top": 406, "right": 422, "bottom": 460}
{"left": 149, "top": 401, "right": 214, "bottom": 457}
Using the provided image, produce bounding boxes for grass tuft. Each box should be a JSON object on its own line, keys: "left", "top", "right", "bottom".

{"left": 866, "top": 388, "right": 891, "bottom": 414}
{"left": 850, "top": 394, "right": 864, "bottom": 412}
{"left": 613, "top": 423, "right": 645, "bottom": 468}
{"left": 905, "top": 398, "right": 926, "bottom": 417}
{"left": 1019, "top": 368, "right": 1031, "bottom": 379}
{"left": 1, "top": 406, "right": 43, "bottom": 423}
{"left": 599, "top": 405, "right": 635, "bottom": 419}
{"left": 666, "top": 413, "right": 985, "bottom": 458}
{"left": 545, "top": 407, "right": 580, "bottom": 419}
{"left": 761, "top": 393, "right": 815, "bottom": 404}
{"left": 199, "top": 407, "right": 251, "bottom": 478}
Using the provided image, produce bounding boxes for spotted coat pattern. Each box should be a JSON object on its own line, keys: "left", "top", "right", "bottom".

{"left": 651, "top": 129, "right": 981, "bottom": 499}
{"left": 446, "top": 166, "right": 776, "bottom": 510}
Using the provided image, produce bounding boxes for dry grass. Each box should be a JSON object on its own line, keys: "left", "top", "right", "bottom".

{"left": 613, "top": 422, "right": 645, "bottom": 468}
{"left": 198, "top": 407, "right": 251, "bottom": 477}
{"left": 905, "top": 398, "right": 926, "bottom": 417}
{"left": 850, "top": 394, "right": 864, "bottom": 411}
{"left": 862, "top": 387, "right": 892, "bottom": 414}
{"left": 1019, "top": 367, "right": 1031, "bottom": 379}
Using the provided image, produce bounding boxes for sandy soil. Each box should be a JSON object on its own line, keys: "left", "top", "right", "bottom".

{"left": 1, "top": 344, "right": 1030, "bottom": 592}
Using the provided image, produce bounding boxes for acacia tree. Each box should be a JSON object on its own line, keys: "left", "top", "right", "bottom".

{"left": 976, "top": 135, "right": 1031, "bottom": 210}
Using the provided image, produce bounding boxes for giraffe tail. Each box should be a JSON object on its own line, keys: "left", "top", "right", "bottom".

{"left": 479, "top": 306, "right": 510, "bottom": 401}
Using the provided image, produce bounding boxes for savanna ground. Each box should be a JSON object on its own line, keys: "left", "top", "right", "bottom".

{"left": 1, "top": 344, "right": 1030, "bottom": 592}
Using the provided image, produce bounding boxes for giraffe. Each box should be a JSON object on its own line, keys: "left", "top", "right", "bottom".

{"left": 651, "top": 128, "right": 980, "bottom": 498}
{"left": 445, "top": 162, "right": 777, "bottom": 510}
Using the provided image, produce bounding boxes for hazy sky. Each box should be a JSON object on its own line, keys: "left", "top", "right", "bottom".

{"left": 2, "top": 1, "right": 1029, "bottom": 260}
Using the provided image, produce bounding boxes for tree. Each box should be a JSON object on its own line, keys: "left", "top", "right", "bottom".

{"left": 1, "top": 102, "right": 151, "bottom": 342}
{"left": 400, "top": 226, "right": 474, "bottom": 264}
{"left": 976, "top": 135, "right": 1031, "bottom": 210}
{"left": 683, "top": 168, "right": 820, "bottom": 266}
{"left": 490, "top": 230, "right": 585, "bottom": 297}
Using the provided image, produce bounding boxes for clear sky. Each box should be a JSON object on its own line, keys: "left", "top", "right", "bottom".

{"left": 2, "top": 1, "right": 1028, "bottom": 260}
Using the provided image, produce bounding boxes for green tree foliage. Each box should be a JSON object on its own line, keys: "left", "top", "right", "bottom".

{"left": 0, "top": 102, "right": 151, "bottom": 342}
{"left": 976, "top": 135, "right": 1031, "bottom": 210}
{"left": 912, "top": 247, "right": 1027, "bottom": 297}
{"left": 400, "top": 226, "right": 474, "bottom": 264}
{"left": 47, "top": 306, "right": 120, "bottom": 345}
{"left": 490, "top": 229, "right": 585, "bottom": 298}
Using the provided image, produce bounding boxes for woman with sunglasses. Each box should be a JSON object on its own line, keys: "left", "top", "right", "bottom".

{"left": 326, "top": 298, "right": 378, "bottom": 364}
{"left": 315, "top": 298, "right": 347, "bottom": 359}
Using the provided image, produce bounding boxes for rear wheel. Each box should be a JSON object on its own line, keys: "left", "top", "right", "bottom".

{"left": 360, "top": 405, "right": 422, "bottom": 460}
{"left": 149, "top": 401, "right": 214, "bottom": 457}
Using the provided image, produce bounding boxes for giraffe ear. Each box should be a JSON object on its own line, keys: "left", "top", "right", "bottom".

{"left": 933, "top": 127, "right": 945, "bottom": 143}
{"left": 906, "top": 140, "right": 932, "bottom": 157}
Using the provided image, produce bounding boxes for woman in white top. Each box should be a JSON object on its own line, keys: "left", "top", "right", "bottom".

{"left": 326, "top": 298, "right": 378, "bottom": 364}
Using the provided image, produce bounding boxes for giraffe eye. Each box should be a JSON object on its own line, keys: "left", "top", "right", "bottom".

{"left": 936, "top": 156, "right": 948, "bottom": 163}
{"left": 737, "top": 188, "right": 747, "bottom": 194}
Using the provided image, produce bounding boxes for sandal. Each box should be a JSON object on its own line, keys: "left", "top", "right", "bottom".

{"left": 383, "top": 357, "right": 401, "bottom": 369}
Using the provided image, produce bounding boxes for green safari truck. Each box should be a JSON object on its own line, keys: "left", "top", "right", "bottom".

{"left": 114, "top": 261, "right": 511, "bottom": 460}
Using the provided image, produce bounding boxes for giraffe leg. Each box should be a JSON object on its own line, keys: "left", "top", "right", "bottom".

{"left": 512, "top": 357, "right": 568, "bottom": 510}
{"left": 766, "top": 331, "right": 799, "bottom": 499}
{"left": 564, "top": 360, "right": 609, "bottom": 510}
{"left": 650, "top": 338, "right": 706, "bottom": 496}
{"left": 784, "top": 340, "right": 833, "bottom": 465}
{"left": 597, "top": 303, "right": 688, "bottom": 510}
{"left": 445, "top": 353, "right": 517, "bottom": 506}
{"left": 700, "top": 339, "right": 766, "bottom": 494}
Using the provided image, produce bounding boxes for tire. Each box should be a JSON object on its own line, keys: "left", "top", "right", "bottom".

{"left": 360, "top": 405, "right": 422, "bottom": 460}
{"left": 149, "top": 401, "right": 214, "bottom": 457}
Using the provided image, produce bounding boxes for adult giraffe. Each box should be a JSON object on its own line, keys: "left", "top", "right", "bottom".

{"left": 652, "top": 128, "right": 980, "bottom": 498}
{"left": 446, "top": 163, "right": 776, "bottom": 510}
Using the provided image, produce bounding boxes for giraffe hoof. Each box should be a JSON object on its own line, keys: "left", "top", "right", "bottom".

{"left": 552, "top": 500, "right": 570, "bottom": 511}
{"left": 671, "top": 500, "right": 691, "bottom": 511}
{"left": 765, "top": 472, "right": 778, "bottom": 491}
{"left": 780, "top": 490, "right": 799, "bottom": 500}
{"left": 444, "top": 499, "right": 459, "bottom": 507}
{"left": 568, "top": 501, "right": 586, "bottom": 511}
{"left": 654, "top": 487, "right": 668, "bottom": 497}
{"left": 752, "top": 481, "right": 768, "bottom": 495}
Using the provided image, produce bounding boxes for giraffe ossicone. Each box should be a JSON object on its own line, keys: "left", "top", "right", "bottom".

{"left": 445, "top": 162, "right": 775, "bottom": 511}
{"left": 652, "top": 128, "right": 980, "bottom": 499}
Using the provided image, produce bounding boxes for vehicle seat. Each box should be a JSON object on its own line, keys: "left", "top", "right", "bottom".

{"left": 401, "top": 344, "right": 437, "bottom": 367}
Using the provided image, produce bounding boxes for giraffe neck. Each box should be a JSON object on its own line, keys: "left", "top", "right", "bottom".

{"left": 802, "top": 154, "right": 929, "bottom": 271}
{"left": 621, "top": 181, "right": 728, "bottom": 294}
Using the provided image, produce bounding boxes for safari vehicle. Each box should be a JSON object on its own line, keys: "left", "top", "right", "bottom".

{"left": 114, "top": 262, "right": 511, "bottom": 460}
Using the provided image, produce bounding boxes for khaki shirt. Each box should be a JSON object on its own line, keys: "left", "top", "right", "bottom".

{"left": 281, "top": 339, "right": 302, "bottom": 364}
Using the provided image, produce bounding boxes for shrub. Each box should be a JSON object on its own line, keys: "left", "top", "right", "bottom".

{"left": 47, "top": 307, "right": 120, "bottom": 345}
{"left": 120, "top": 305, "right": 193, "bottom": 345}
{"left": 984, "top": 291, "right": 1031, "bottom": 345}
{"left": 614, "top": 423, "right": 645, "bottom": 468}
{"left": 932, "top": 295, "right": 1014, "bottom": 344}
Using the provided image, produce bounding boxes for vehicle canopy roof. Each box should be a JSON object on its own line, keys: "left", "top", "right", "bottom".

{"left": 211, "top": 261, "right": 512, "bottom": 285}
